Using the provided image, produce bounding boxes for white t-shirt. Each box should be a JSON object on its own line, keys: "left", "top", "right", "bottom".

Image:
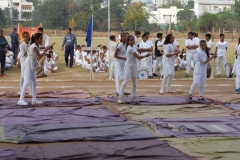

{"left": 157, "top": 38, "right": 165, "bottom": 46}
{"left": 185, "top": 38, "right": 198, "bottom": 52}
{"left": 6, "top": 51, "right": 14, "bottom": 57}
{"left": 104, "top": 50, "right": 109, "bottom": 62}
{"left": 134, "top": 36, "right": 138, "bottom": 48}
{"left": 206, "top": 40, "right": 213, "bottom": 53}
{"left": 75, "top": 50, "right": 82, "bottom": 59}
{"left": 139, "top": 41, "right": 151, "bottom": 56}
{"left": 173, "top": 40, "right": 179, "bottom": 49}
{"left": 109, "top": 41, "right": 117, "bottom": 60}
{"left": 87, "top": 54, "right": 96, "bottom": 61}
{"left": 146, "top": 39, "right": 153, "bottom": 48}
{"left": 194, "top": 37, "right": 200, "bottom": 46}
{"left": 216, "top": 41, "right": 228, "bottom": 57}
{"left": 82, "top": 51, "right": 88, "bottom": 65}
{"left": 51, "top": 52, "right": 58, "bottom": 61}
{"left": 44, "top": 58, "right": 55, "bottom": 69}
{"left": 117, "top": 42, "right": 127, "bottom": 58}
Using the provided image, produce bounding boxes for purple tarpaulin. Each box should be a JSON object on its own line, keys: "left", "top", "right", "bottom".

{"left": 0, "top": 149, "right": 16, "bottom": 160}
{"left": 142, "top": 116, "right": 240, "bottom": 138}
{"left": 225, "top": 104, "right": 240, "bottom": 111}
{"left": 102, "top": 96, "right": 212, "bottom": 105}
{"left": 0, "top": 98, "right": 100, "bottom": 109}
{"left": 2, "top": 121, "right": 157, "bottom": 144}
{"left": 0, "top": 140, "right": 194, "bottom": 160}
{"left": 0, "top": 107, "right": 126, "bottom": 125}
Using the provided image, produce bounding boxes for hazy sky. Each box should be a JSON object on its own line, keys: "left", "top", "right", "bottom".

{"left": 132, "top": 0, "right": 150, "bottom": 3}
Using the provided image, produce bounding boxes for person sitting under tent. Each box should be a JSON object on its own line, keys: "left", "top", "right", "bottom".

{"left": 5, "top": 45, "right": 14, "bottom": 64}
{"left": 44, "top": 54, "right": 58, "bottom": 75}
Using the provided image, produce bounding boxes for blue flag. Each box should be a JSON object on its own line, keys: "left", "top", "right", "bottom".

{"left": 85, "top": 16, "right": 92, "bottom": 48}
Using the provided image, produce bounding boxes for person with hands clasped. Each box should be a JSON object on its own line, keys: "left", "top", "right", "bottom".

{"left": 160, "top": 34, "right": 180, "bottom": 94}
{"left": 188, "top": 40, "right": 216, "bottom": 102}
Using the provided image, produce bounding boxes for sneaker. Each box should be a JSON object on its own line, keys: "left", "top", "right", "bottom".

{"left": 116, "top": 92, "right": 119, "bottom": 96}
{"left": 118, "top": 98, "right": 124, "bottom": 104}
{"left": 198, "top": 97, "right": 206, "bottom": 101}
{"left": 166, "top": 89, "right": 174, "bottom": 93}
{"left": 159, "top": 90, "right": 164, "bottom": 95}
{"left": 17, "top": 100, "right": 28, "bottom": 106}
{"left": 124, "top": 92, "right": 130, "bottom": 95}
{"left": 69, "top": 66, "right": 72, "bottom": 68}
{"left": 185, "top": 73, "right": 189, "bottom": 77}
{"left": 18, "top": 92, "right": 21, "bottom": 95}
{"left": 188, "top": 96, "right": 193, "bottom": 102}
{"left": 1, "top": 74, "right": 8, "bottom": 77}
{"left": 153, "top": 73, "right": 159, "bottom": 77}
{"left": 32, "top": 99, "right": 42, "bottom": 105}
{"left": 210, "top": 76, "right": 214, "bottom": 79}
{"left": 109, "top": 77, "right": 115, "bottom": 80}
{"left": 235, "top": 89, "right": 240, "bottom": 94}
{"left": 66, "top": 65, "right": 68, "bottom": 67}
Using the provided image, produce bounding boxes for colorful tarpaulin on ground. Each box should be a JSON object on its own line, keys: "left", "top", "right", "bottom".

{"left": 142, "top": 116, "right": 240, "bottom": 138}
{"left": 112, "top": 104, "right": 239, "bottom": 120}
{"left": 18, "top": 25, "right": 40, "bottom": 41}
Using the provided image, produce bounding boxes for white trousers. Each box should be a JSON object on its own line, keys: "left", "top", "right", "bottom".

{"left": 189, "top": 81, "right": 204, "bottom": 97}
{"left": 153, "top": 56, "right": 162, "bottom": 74}
{"left": 236, "top": 75, "right": 240, "bottom": 89}
{"left": 44, "top": 66, "right": 58, "bottom": 75}
{"left": 186, "top": 52, "right": 196, "bottom": 74}
{"left": 216, "top": 56, "right": 226, "bottom": 75}
{"left": 8, "top": 56, "right": 14, "bottom": 64}
{"left": 96, "top": 63, "right": 106, "bottom": 72}
{"left": 20, "top": 64, "right": 37, "bottom": 101}
{"left": 75, "top": 59, "right": 83, "bottom": 66}
{"left": 119, "top": 76, "right": 137, "bottom": 99}
{"left": 160, "top": 74, "right": 173, "bottom": 93}
{"left": 20, "top": 59, "right": 32, "bottom": 94}
{"left": 109, "top": 58, "right": 115, "bottom": 78}
{"left": 5, "top": 63, "right": 11, "bottom": 68}
{"left": 147, "top": 56, "right": 153, "bottom": 76}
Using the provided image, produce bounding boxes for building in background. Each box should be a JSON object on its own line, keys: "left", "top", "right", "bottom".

{"left": 0, "top": 0, "right": 34, "bottom": 24}
{"left": 194, "top": 0, "right": 235, "bottom": 18}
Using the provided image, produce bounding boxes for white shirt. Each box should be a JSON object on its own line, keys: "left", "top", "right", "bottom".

{"left": 157, "top": 38, "right": 165, "bottom": 46}
{"left": 185, "top": 38, "right": 198, "bottom": 52}
{"left": 87, "top": 54, "right": 96, "bottom": 61}
{"left": 104, "top": 50, "right": 109, "bottom": 61}
{"left": 44, "top": 58, "right": 55, "bottom": 69}
{"left": 117, "top": 42, "right": 127, "bottom": 58}
{"left": 173, "top": 40, "right": 179, "bottom": 49}
{"left": 51, "top": 52, "right": 58, "bottom": 61}
{"left": 109, "top": 41, "right": 117, "bottom": 60}
{"left": 75, "top": 50, "right": 82, "bottom": 59}
{"left": 139, "top": 41, "right": 151, "bottom": 56}
{"left": 194, "top": 37, "right": 200, "bottom": 46}
{"left": 82, "top": 51, "right": 88, "bottom": 65}
{"left": 206, "top": 40, "right": 213, "bottom": 53}
{"left": 216, "top": 41, "right": 228, "bottom": 57}
{"left": 146, "top": 39, "right": 153, "bottom": 48}
{"left": 19, "top": 41, "right": 30, "bottom": 60}
{"left": 6, "top": 51, "right": 14, "bottom": 57}
{"left": 134, "top": 36, "right": 138, "bottom": 48}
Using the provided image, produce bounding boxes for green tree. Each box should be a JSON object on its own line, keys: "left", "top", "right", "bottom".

{"left": 21, "top": 12, "right": 32, "bottom": 21}
{"left": 0, "top": 9, "right": 7, "bottom": 28}
{"left": 177, "top": 9, "right": 196, "bottom": 32}
{"left": 69, "top": 18, "right": 76, "bottom": 30}
{"left": 123, "top": 4, "right": 148, "bottom": 30}
{"left": 162, "top": 1, "right": 183, "bottom": 8}
{"left": 184, "top": 0, "right": 194, "bottom": 9}
{"left": 198, "top": 12, "right": 218, "bottom": 32}
{"left": 13, "top": 9, "right": 19, "bottom": 19}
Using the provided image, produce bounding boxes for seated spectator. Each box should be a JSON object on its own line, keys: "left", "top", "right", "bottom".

{"left": 96, "top": 52, "right": 106, "bottom": 72}
{"left": 48, "top": 46, "right": 59, "bottom": 62}
{"left": 6, "top": 46, "right": 14, "bottom": 64}
{"left": 44, "top": 54, "right": 58, "bottom": 75}
{"left": 86, "top": 50, "right": 98, "bottom": 71}
{"left": 174, "top": 55, "right": 181, "bottom": 71}
{"left": 102, "top": 46, "right": 109, "bottom": 67}
{"left": 4, "top": 56, "right": 12, "bottom": 69}
{"left": 180, "top": 53, "right": 187, "bottom": 69}
{"left": 75, "top": 45, "right": 83, "bottom": 66}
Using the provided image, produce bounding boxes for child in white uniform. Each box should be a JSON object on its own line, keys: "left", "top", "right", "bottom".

{"left": 86, "top": 51, "right": 98, "bottom": 71}
{"left": 188, "top": 40, "right": 215, "bottom": 101}
{"left": 44, "top": 54, "right": 58, "bottom": 75}
{"left": 108, "top": 36, "right": 117, "bottom": 79}
{"left": 18, "top": 32, "right": 31, "bottom": 95}
{"left": 160, "top": 34, "right": 180, "bottom": 94}
{"left": 205, "top": 33, "right": 214, "bottom": 78}
{"left": 118, "top": 35, "right": 151, "bottom": 104}
{"left": 143, "top": 32, "right": 153, "bottom": 78}
{"left": 75, "top": 45, "right": 83, "bottom": 66}
{"left": 214, "top": 33, "right": 228, "bottom": 76}
{"left": 233, "top": 37, "right": 240, "bottom": 93}
{"left": 96, "top": 53, "right": 106, "bottom": 72}
{"left": 139, "top": 34, "right": 151, "bottom": 73}
{"left": 18, "top": 33, "right": 50, "bottom": 106}
{"left": 114, "top": 32, "right": 128, "bottom": 96}
{"left": 48, "top": 47, "right": 59, "bottom": 62}
{"left": 4, "top": 56, "right": 12, "bottom": 68}
{"left": 5, "top": 46, "right": 14, "bottom": 64}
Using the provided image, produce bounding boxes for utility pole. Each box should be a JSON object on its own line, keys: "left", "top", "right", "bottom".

{"left": 10, "top": 0, "right": 13, "bottom": 25}
{"left": 212, "top": 20, "right": 214, "bottom": 42}
{"left": 108, "top": 0, "right": 110, "bottom": 43}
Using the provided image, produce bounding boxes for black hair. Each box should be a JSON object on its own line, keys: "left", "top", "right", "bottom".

{"left": 126, "top": 32, "right": 129, "bottom": 35}
{"left": 135, "top": 31, "right": 141, "bottom": 35}
{"left": 157, "top": 33, "right": 163, "bottom": 38}
{"left": 188, "top": 32, "right": 193, "bottom": 36}
{"left": 81, "top": 45, "right": 85, "bottom": 47}
{"left": 97, "top": 44, "right": 102, "bottom": 47}
{"left": 47, "top": 54, "right": 51, "bottom": 58}
{"left": 121, "top": 30, "right": 125, "bottom": 33}
{"left": 13, "top": 28, "right": 17, "bottom": 31}
{"left": 103, "top": 46, "right": 107, "bottom": 50}
{"left": 144, "top": 32, "right": 150, "bottom": 35}
{"left": 126, "top": 35, "right": 134, "bottom": 49}
{"left": 38, "top": 27, "right": 43, "bottom": 31}
{"left": 205, "top": 33, "right": 211, "bottom": 39}
{"left": 34, "top": 33, "right": 43, "bottom": 40}
{"left": 22, "top": 31, "right": 29, "bottom": 37}
{"left": 200, "top": 40, "right": 209, "bottom": 58}
{"left": 77, "top": 45, "right": 81, "bottom": 49}
{"left": 195, "top": 33, "right": 198, "bottom": 37}
{"left": 49, "top": 51, "right": 53, "bottom": 54}
{"left": 67, "top": 27, "right": 72, "bottom": 31}
{"left": 142, "top": 34, "right": 147, "bottom": 39}
{"left": 120, "top": 32, "right": 126, "bottom": 42}
{"left": 220, "top": 33, "right": 224, "bottom": 37}
{"left": 164, "top": 34, "right": 173, "bottom": 45}
{"left": 110, "top": 35, "right": 115, "bottom": 41}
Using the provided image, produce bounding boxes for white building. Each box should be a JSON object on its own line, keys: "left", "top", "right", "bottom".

{"left": 0, "top": 0, "right": 34, "bottom": 23}
{"left": 194, "top": 0, "right": 235, "bottom": 18}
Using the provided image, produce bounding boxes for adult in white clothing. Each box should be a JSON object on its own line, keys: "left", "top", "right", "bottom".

{"left": 160, "top": 34, "right": 180, "bottom": 94}
{"left": 188, "top": 40, "right": 215, "bottom": 101}
{"left": 185, "top": 32, "right": 198, "bottom": 77}
{"left": 108, "top": 35, "right": 117, "bottom": 79}
{"left": 214, "top": 33, "right": 228, "bottom": 76}
{"left": 153, "top": 33, "right": 164, "bottom": 76}
{"left": 118, "top": 35, "right": 151, "bottom": 104}
{"left": 232, "top": 38, "right": 240, "bottom": 93}
{"left": 139, "top": 34, "right": 151, "bottom": 74}
{"left": 18, "top": 33, "right": 50, "bottom": 106}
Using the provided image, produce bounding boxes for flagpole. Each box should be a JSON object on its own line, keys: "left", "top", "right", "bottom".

{"left": 108, "top": 0, "right": 110, "bottom": 43}
{"left": 90, "top": 14, "right": 93, "bottom": 80}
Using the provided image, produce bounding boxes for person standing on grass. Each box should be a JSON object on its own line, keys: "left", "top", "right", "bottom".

{"left": 10, "top": 28, "right": 19, "bottom": 63}
{"left": 0, "top": 29, "right": 8, "bottom": 78}
{"left": 108, "top": 35, "right": 117, "bottom": 79}
{"left": 62, "top": 27, "right": 78, "bottom": 68}
{"left": 153, "top": 33, "right": 164, "bottom": 77}
{"left": 214, "top": 33, "right": 228, "bottom": 77}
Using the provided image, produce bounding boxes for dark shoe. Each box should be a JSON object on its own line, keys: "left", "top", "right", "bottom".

{"left": 43, "top": 74, "right": 47, "bottom": 77}
{"left": 116, "top": 92, "right": 119, "bottom": 96}
{"left": 124, "top": 92, "right": 130, "bottom": 95}
{"left": 198, "top": 97, "right": 206, "bottom": 101}
{"left": 66, "top": 65, "right": 68, "bottom": 67}
{"left": 188, "top": 96, "right": 193, "bottom": 102}
{"left": 153, "top": 73, "right": 159, "bottom": 77}
{"left": 69, "top": 66, "right": 72, "bottom": 68}
{"left": 185, "top": 73, "right": 189, "bottom": 77}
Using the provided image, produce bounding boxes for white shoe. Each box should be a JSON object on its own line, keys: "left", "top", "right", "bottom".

{"left": 210, "top": 76, "right": 214, "bottom": 79}
{"left": 109, "top": 77, "right": 115, "bottom": 80}
{"left": 166, "top": 89, "right": 174, "bottom": 93}
{"left": 17, "top": 100, "right": 28, "bottom": 106}
{"left": 32, "top": 99, "right": 42, "bottom": 105}
{"left": 18, "top": 92, "right": 21, "bottom": 95}
{"left": 159, "top": 90, "right": 164, "bottom": 95}
{"left": 118, "top": 98, "right": 124, "bottom": 104}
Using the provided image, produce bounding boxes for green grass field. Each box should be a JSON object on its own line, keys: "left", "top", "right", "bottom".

{"left": 4, "top": 37, "right": 237, "bottom": 80}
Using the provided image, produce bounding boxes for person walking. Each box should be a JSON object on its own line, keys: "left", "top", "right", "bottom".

{"left": 0, "top": 29, "right": 9, "bottom": 78}
{"left": 62, "top": 28, "right": 77, "bottom": 68}
{"left": 10, "top": 28, "right": 19, "bottom": 63}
